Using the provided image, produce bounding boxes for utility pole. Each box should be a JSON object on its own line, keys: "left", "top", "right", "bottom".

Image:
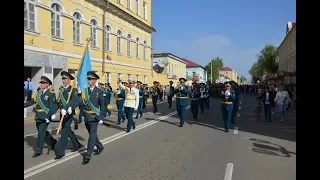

{"left": 210, "top": 61, "right": 213, "bottom": 83}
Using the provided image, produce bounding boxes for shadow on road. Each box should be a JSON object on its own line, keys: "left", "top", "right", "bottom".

{"left": 249, "top": 138, "right": 296, "bottom": 157}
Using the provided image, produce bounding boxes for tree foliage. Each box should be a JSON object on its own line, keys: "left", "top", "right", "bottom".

{"left": 249, "top": 44, "right": 278, "bottom": 84}
{"left": 205, "top": 57, "right": 224, "bottom": 83}
{"left": 240, "top": 76, "right": 247, "bottom": 83}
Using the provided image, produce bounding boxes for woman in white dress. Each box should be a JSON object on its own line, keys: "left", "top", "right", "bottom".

{"left": 274, "top": 86, "right": 291, "bottom": 121}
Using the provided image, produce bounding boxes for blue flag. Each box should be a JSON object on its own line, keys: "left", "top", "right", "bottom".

{"left": 77, "top": 47, "right": 92, "bottom": 91}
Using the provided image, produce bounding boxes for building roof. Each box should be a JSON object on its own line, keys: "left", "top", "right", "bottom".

{"left": 152, "top": 51, "right": 187, "bottom": 64}
{"left": 220, "top": 67, "right": 233, "bottom": 71}
{"left": 182, "top": 58, "right": 203, "bottom": 68}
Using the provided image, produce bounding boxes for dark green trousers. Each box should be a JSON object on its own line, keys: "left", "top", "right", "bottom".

{"left": 57, "top": 116, "right": 80, "bottom": 156}
{"left": 35, "top": 121, "right": 55, "bottom": 153}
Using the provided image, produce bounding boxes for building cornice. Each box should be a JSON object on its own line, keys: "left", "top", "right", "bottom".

{"left": 153, "top": 53, "right": 187, "bottom": 64}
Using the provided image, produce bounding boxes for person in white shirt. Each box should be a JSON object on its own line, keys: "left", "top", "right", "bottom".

{"left": 118, "top": 79, "right": 140, "bottom": 133}
{"left": 274, "top": 86, "right": 291, "bottom": 121}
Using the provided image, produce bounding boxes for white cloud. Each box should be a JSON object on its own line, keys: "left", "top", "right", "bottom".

{"left": 157, "top": 34, "right": 263, "bottom": 81}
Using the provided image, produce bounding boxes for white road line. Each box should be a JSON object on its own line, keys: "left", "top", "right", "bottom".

{"left": 237, "top": 113, "right": 240, "bottom": 117}
{"left": 233, "top": 127, "right": 238, "bottom": 135}
{"left": 238, "top": 106, "right": 241, "bottom": 110}
{"left": 224, "top": 163, "right": 234, "bottom": 180}
{"left": 259, "top": 126, "right": 296, "bottom": 129}
{"left": 24, "top": 107, "right": 188, "bottom": 179}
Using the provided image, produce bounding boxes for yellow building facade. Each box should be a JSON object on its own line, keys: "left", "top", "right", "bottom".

{"left": 24, "top": 0, "right": 155, "bottom": 91}
{"left": 217, "top": 67, "right": 238, "bottom": 83}
{"left": 152, "top": 52, "right": 187, "bottom": 86}
{"left": 278, "top": 22, "right": 296, "bottom": 73}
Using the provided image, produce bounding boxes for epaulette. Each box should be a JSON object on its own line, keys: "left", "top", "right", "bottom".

{"left": 49, "top": 89, "right": 55, "bottom": 93}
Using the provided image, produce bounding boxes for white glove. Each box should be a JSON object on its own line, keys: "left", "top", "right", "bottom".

{"left": 67, "top": 107, "right": 72, "bottom": 114}
{"left": 99, "top": 120, "right": 104, "bottom": 124}
{"left": 51, "top": 114, "right": 56, "bottom": 121}
{"left": 225, "top": 91, "right": 230, "bottom": 96}
{"left": 45, "top": 118, "right": 50, "bottom": 123}
{"left": 134, "top": 108, "right": 138, "bottom": 111}
{"left": 61, "top": 109, "right": 67, "bottom": 116}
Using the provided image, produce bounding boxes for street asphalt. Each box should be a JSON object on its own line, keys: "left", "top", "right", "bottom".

{"left": 24, "top": 94, "right": 296, "bottom": 180}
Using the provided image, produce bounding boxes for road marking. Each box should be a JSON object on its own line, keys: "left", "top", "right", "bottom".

{"left": 237, "top": 113, "right": 240, "bottom": 117}
{"left": 238, "top": 106, "right": 241, "bottom": 110}
{"left": 224, "top": 163, "right": 234, "bottom": 180}
{"left": 233, "top": 127, "right": 238, "bottom": 134}
{"left": 24, "top": 107, "right": 188, "bottom": 179}
{"left": 259, "top": 126, "right": 296, "bottom": 129}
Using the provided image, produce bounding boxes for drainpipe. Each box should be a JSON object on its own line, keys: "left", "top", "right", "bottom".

{"left": 151, "top": 31, "right": 157, "bottom": 78}
{"left": 102, "top": 0, "right": 110, "bottom": 75}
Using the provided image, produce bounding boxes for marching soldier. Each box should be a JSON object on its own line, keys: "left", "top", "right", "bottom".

{"left": 118, "top": 79, "right": 139, "bottom": 133}
{"left": 74, "top": 71, "right": 106, "bottom": 165}
{"left": 150, "top": 81, "right": 160, "bottom": 113}
{"left": 103, "top": 83, "right": 112, "bottom": 117}
{"left": 190, "top": 82, "right": 201, "bottom": 121}
{"left": 167, "top": 81, "right": 175, "bottom": 108}
{"left": 205, "top": 81, "right": 212, "bottom": 109}
{"left": 230, "top": 81, "right": 240, "bottom": 124}
{"left": 24, "top": 76, "right": 58, "bottom": 158}
{"left": 115, "top": 82, "right": 126, "bottom": 125}
{"left": 175, "top": 78, "right": 190, "bottom": 127}
{"left": 135, "top": 81, "right": 144, "bottom": 119}
{"left": 142, "top": 84, "right": 149, "bottom": 109}
{"left": 199, "top": 82, "right": 207, "bottom": 114}
{"left": 55, "top": 71, "right": 83, "bottom": 160}
{"left": 221, "top": 82, "right": 236, "bottom": 132}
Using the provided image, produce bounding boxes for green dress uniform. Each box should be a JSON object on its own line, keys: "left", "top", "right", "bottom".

{"left": 230, "top": 82, "right": 240, "bottom": 124}
{"left": 175, "top": 78, "right": 190, "bottom": 127}
{"left": 75, "top": 71, "right": 106, "bottom": 165}
{"left": 150, "top": 81, "right": 160, "bottom": 113}
{"left": 221, "top": 82, "right": 236, "bottom": 132}
{"left": 135, "top": 81, "right": 145, "bottom": 119}
{"left": 115, "top": 86, "right": 126, "bottom": 124}
{"left": 190, "top": 83, "right": 201, "bottom": 120}
{"left": 55, "top": 71, "right": 82, "bottom": 160}
{"left": 24, "top": 76, "right": 58, "bottom": 157}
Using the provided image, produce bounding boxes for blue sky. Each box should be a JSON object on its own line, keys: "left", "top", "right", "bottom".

{"left": 152, "top": 0, "right": 296, "bottom": 80}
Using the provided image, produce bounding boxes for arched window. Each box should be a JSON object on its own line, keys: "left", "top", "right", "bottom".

{"left": 127, "top": 34, "right": 132, "bottom": 56}
{"left": 73, "top": 12, "right": 81, "bottom": 43}
{"left": 143, "top": 40, "right": 147, "bottom": 60}
{"left": 136, "top": 37, "right": 140, "bottom": 59}
{"left": 24, "top": 0, "right": 36, "bottom": 31}
{"left": 51, "top": 3, "right": 61, "bottom": 37}
{"left": 117, "top": 30, "right": 122, "bottom": 54}
{"left": 90, "top": 19, "right": 97, "bottom": 47}
{"left": 105, "top": 25, "right": 112, "bottom": 51}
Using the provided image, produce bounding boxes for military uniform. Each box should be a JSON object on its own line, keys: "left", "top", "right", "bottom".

{"left": 135, "top": 81, "right": 145, "bottom": 119}
{"left": 199, "top": 83, "right": 207, "bottom": 114}
{"left": 150, "top": 81, "right": 160, "bottom": 113}
{"left": 221, "top": 82, "right": 236, "bottom": 132}
{"left": 103, "top": 84, "right": 112, "bottom": 117}
{"left": 167, "top": 81, "right": 175, "bottom": 108}
{"left": 118, "top": 80, "right": 139, "bottom": 133}
{"left": 75, "top": 71, "right": 106, "bottom": 165}
{"left": 54, "top": 71, "right": 82, "bottom": 159}
{"left": 175, "top": 78, "right": 190, "bottom": 127}
{"left": 115, "top": 83, "right": 126, "bottom": 124}
{"left": 205, "top": 81, "right": 212, "bottom": 109}
{"left": 190, "top": 82, "right": 201, "bottom": 120}
{"left": 229, "top": 81, "right": 240, "bottom": 124}
{"left": 24, "top": 76, "right": 58, "bottom": 157}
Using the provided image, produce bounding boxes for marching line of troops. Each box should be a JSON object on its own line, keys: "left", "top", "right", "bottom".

{"left": 24, "top": 71, "right": 240, "bottom": 165}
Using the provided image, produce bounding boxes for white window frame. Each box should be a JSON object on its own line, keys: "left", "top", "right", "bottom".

{"left": 136, "top": 0, "right": 140, "bottom": 15}
{"left": 143, "top": 40, "right": 147, "bottom": 60}
{"left": 105, "top": 25, "right": 112, "bottom": 51}
{"left": 106, "top": 72, "right": 111, "bottom": 83}
{"left": 73, "top": 12, "right": 82, "bottom": 43}
{"left": 127, "top": 0, "right": 132, "bottom": 10}
{"left": 117, "top": 0, "right": 121, "bottom": 4}
{"left": 136, "top": 75, "right": 139, "bottom": 81}
{"left": 117, "top": 30, "right": 123, "bottom": 54}
{"left": 143, "top": 1, "right": 147, "bottom": 20}
{"left": 24, "top": 0, "right": 36, "bottom": 32}
{"left": 51, "top": 3, "right": 62, "bottom": 38}
{"left": 90, "top": 19, "right": 98, "bottom": 48}
{"left": 144, "top": 75, "right": 147, "bottom": 84}
{"left": 128, "top": 74, "right": 132, "bottom": 80}
{"left": 127, "top": 34, "right": 132, "bottom": 57}
{"left": 136, "top": 37, "right": 140, "bottom": 59}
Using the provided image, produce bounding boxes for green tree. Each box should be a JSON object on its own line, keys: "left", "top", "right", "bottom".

{"left": 205, "top": 57, "right": 224, "bottom": 83}
{"left": 240, "top": 76, "right": 247, "bottom": 83}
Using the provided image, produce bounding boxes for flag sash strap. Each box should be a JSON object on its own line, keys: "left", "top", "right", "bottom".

{"left": 84, "top": 88, "right": 100, "bottom": 116}
{"left": 37, "top": 92, "right": 49, "bottom": 114}
{"left": 59, "top": 89, "right": 67, "bottom": 106}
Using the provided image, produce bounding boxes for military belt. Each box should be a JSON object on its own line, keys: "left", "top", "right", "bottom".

{"left": 222, "top": 101, "right": 233, "bottom": 105}
{"left": 126, "top": 98, "right": 136, "bottom": 101}
{"left": 192, "top": 98, "right": 200, "bottom": 100}
{"left": 139, "top": 96, "right": 143, "bottom": 98}
{"left": 117, "top": 98, "right": 123, "bottom": 100}
{"left": 34, "top": 109, "right": 45, "bottom": 112}
{"left": 84, "top": 110, "right": 96, "bottom": 115}
{"left": 177, "top": 97, "right": 188, "bottom": 99}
